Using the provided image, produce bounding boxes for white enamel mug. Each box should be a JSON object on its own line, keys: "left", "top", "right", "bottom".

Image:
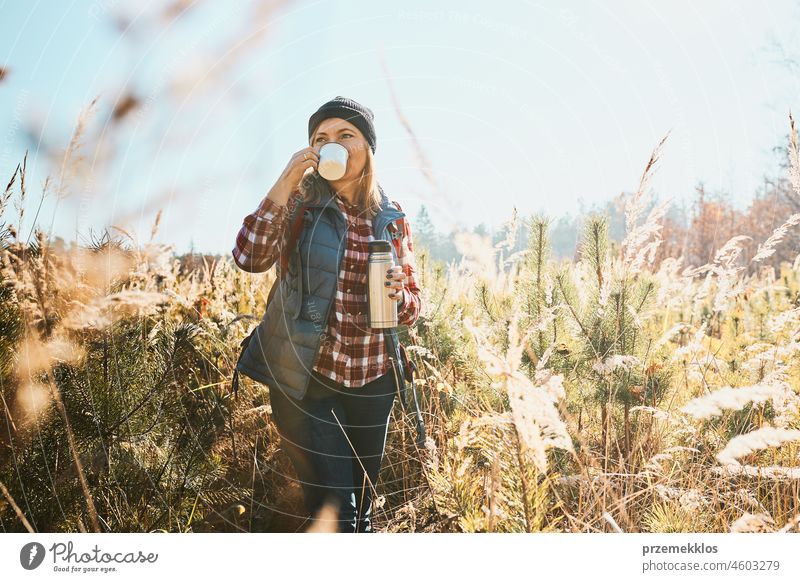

{"left": 317, "top": 142, "right": 348, "bottom": 180}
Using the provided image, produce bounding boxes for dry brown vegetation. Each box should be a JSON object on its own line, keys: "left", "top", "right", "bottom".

{"left": 2, "top": 101, "right": 800, "bottom": 532}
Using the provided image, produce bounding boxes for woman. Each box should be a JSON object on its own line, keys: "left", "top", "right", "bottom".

{"left": 231, "top": 96, "right": 423, "bottom": 533}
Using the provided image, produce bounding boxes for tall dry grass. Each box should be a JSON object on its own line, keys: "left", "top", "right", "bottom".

{"left": 2, "top": 103, "right": 800, "bottom": 534}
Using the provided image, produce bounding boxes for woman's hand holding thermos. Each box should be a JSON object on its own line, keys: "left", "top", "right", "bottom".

{"left": 384, "top": 265, "right": 406, "bottom": 303}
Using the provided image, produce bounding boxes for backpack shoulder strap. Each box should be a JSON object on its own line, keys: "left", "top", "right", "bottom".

{"left": 387, "top": 216, "right": 405, "bottom": 258}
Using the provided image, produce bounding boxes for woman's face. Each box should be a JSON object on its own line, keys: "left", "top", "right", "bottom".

{"left": 310, "top": 117, "right": 368, "bottom": 183}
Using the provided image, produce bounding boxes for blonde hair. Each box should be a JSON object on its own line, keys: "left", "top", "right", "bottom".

{"left": 299, "top": 142, "right": 382, "bottom": 219}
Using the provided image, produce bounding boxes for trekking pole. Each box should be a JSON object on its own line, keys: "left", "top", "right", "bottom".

{"left": 387, "top": 351, "right": 441, "bottom": 519}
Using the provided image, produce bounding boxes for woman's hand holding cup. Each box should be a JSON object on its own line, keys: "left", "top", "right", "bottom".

{"left": 266, "top": 147, "right": 320, "bottom": 207}
{"left": 280, "top": 146, "right": 320, "bottom": 190}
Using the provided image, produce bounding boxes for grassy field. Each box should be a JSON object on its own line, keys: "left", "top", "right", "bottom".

{"left": 2, "top": 119, "right": 800, "bottom": 534}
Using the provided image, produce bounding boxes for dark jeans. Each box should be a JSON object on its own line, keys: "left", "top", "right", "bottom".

{"left": 267, "top": 368, "right": 398, "bottom": 533}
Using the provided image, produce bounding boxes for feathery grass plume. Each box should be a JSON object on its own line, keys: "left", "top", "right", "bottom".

{"left": 680, "top": 234, "right": 751, "bottom": 314}
{"left": 654, "top": 256, "right": 692, "bottom": 311}
{"left": 14, "top": 327, "right": 86, "bottom": 379}
{"left": 1, "top": 227, "right": 137, "bottom": 337}
{"left": 149, "top": 209, "right": 163, "bottom": 243}
{"left": 624, "top": 198, "right": 672, "bottom": 276}
{"left": 457, "top": 225, "right": 520, "bottom": 306}
{"left": 14, "top": 152, "right": 27, "bottom": 240}
{"left": 642, "top": 453, "right": 673, "bottom": 475}
{"left": 680, "top": 383, "right": 790, "bottom": 420}
{"left": 653, "top": 321, "right": 690, "bottom": 351}
{"left": 767, "top": 305, "right": 800, "bottom": 335}
{"left": 740, "top": 343, "right": 800, "bottom": 380}
{"left": 14, "top": 380, "right": 53, "bottom": 425}
{"left": 789, "top": 111, "right": 800, "bottom": 200}
{"left": 596, "top": 255, "right": 612, "bottom": 316}
{"left": 462, "top": 312, "right": 574, "bottom": 474}
{"left": 654, "top": 484, "right": 709, "bottom": 512}
{"left": 591, "top": 354, "right": 641, "bottom": 376}
{"left": 715, "top": 427, "right": 800, "bottom": 466}
{"left": 621, "top": 132, "right": 670, "bottom": 274}
{"left": 712, "top": 235, "right": 752, "bottom": 270}
{"left": 751, "top": 212, "right": 800, "bottom": 263}
{"left": 453, "top": 231, "right": 497, "bottom": 283}
{"left": 2, "top": 154, "right": 25, "bottom": 239}
{"left": 56, "top": 95, "right": 99, "bottom": 201}
{"left": 499, "top": 206, "right": 519, "bottom": 253}
{"left": 628, "top": 405, "right": 673, "bottom": 421}
{"left": 70, "top": 244, "right": 134, "bottom": 292}
{"left": 625, "top": 132, "right": 670, "bottom": 230}
{"left": 100, "top": 289, "right": 168, "bottom": 314}
{"left": 779, "top": 514, "right": 800, "bottom": 533}
{"left": 763, "top": 374, "right": 800, "bottom": 429}
{"left": 670, "top": 323, "right": 726, "bottom": 382}
{"left": 730, "top": 513, "right": 777, "bottom": 533}
{"left": 713, "top": 464, "right": 800, "bottom": 480}
{"left": 730, "top": 488, "right": 768, "bottom": 512}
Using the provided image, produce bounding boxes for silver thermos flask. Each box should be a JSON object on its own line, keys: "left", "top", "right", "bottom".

{"left": 367, "top": 240, "right": 398, "bottom": 328}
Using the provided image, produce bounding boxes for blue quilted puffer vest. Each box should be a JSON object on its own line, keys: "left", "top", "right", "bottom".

{"left": 235, "top": 184, "right": 407, "bottom": 401}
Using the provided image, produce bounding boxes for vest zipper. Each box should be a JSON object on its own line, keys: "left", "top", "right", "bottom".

{"left": 292, "top": 236, "right": 303, "bottom": 319}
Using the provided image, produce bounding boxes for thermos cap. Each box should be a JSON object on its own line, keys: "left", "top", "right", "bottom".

{"left": 368, "top": 240, "right": 392, "bottom": 254}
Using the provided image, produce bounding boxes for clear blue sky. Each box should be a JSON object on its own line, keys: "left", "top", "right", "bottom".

{"left": 1, "top": 0, "right": 799, "bottom": 255}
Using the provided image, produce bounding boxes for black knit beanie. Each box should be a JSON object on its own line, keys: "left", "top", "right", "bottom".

{"left": 308, "top": 96, "right": 377, "bottom": 154}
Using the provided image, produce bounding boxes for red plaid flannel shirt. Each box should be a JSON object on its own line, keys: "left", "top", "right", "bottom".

{"left": 232, "top": 188, "right": 422, "bottom": 388}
